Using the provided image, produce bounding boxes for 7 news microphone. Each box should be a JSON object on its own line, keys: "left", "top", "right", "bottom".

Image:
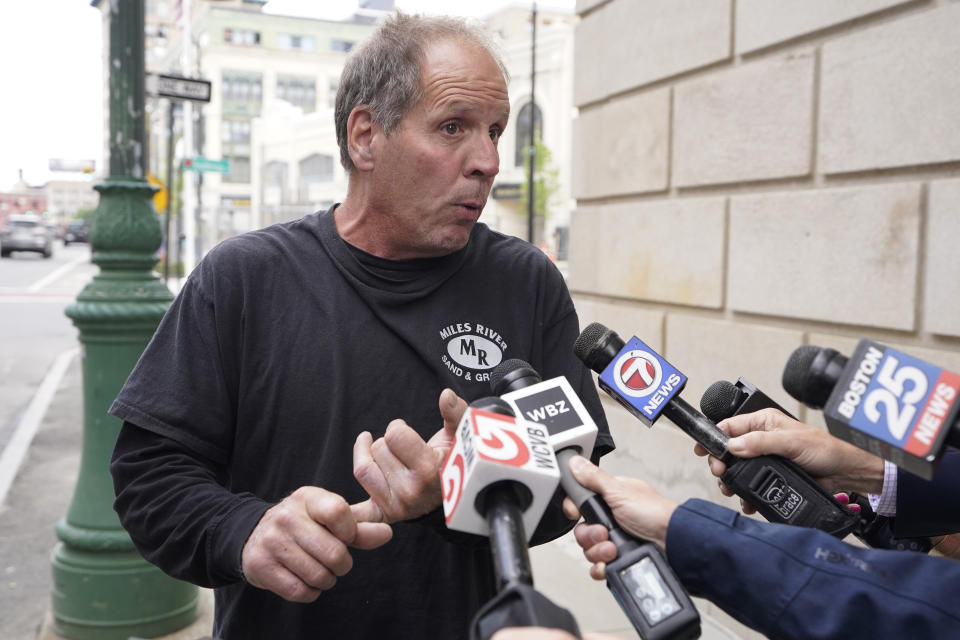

{"left": 490, "top": 359, "right": 701, "bottom": 640}
{"left": 782, "top": 339, "right": 960, "bottom": 480}
{"left": 440, "top": 396, "right": 581, "bottom": 639}
{"left": 700, "top": 377, "right": 933, "bottom": 553}
{"left": 574, "top": 322, "right": 859, "bottom": 539}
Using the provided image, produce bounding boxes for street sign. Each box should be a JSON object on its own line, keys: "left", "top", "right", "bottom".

{"left": 146, "top": 73, "right": 212, "bottom": 103}
{"left": 182, "top": 157, "right": 230, "bottom": 173}
{"left": 492, "top": 183, "right": 522, "bottom": 200}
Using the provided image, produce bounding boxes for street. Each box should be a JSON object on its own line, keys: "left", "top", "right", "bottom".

{"left": 0, "top": 242, "right": 97, "bottom": 466}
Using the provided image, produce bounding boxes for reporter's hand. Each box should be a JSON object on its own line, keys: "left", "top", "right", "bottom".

{"left": 241, "top": 487, "right": 392, "bottom": 602}
{"left": 560, "top": 456, "right": 677, "bottom": 580}
{"left": 692, "top": 408, "right": 884, "bottom": 510}
{"left": 352, "top": 388, "right": 466, "bottom": 523}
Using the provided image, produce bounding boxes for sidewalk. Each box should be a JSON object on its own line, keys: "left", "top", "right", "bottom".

{"left": 0, "top": 354, "right": 214, "bottom": 640}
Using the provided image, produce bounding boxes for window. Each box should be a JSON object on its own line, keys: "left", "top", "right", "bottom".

{"left": 277, "top": 75, "right": 316, "bottom": 113}
{"left": 298, "top": 153, "right": 334, "bottom": 200}
{"left": 224, "top": 28, "right": 260, "bottom": 46}
{"left": 277, "top": 33, "right": 317, "bottom": 51}
{"left": 514, "top": 102, "right": 543, "bottom": 167}
{"left": 222, "top": 71, "right": 262, "bottom": 115}
{"left": 330, "top": 39, "right": 354, "bottom": 53}
{"left": 224, "top": 156, "right": 251, "bottom": 184}
{"left": 221, "top": 119, "right": 251, "bottom": 144}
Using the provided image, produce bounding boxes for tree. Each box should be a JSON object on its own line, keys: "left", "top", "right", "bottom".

{"left": 520, "top": 137, "right": 562, "bottom": 242}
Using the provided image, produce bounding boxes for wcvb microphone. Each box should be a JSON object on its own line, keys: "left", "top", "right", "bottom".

{"left": 782, "top": 339, "right": 960, "bottom": 480}
{"left": 490, "top": 359, "right": 701, "bottom": 640}
{"left": 574, "top": 322, "right": 859, "bottom": 538}
{"left": 439, "top": 397, "right": 580, "bottom": 639}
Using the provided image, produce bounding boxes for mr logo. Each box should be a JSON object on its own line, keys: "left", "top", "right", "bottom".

{"left": 439, "top": 322, "right": 507, "bottom": 382}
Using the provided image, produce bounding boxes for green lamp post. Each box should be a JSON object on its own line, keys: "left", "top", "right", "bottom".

{"left": 50, "top": 1, "right": 198, "bottom": 637}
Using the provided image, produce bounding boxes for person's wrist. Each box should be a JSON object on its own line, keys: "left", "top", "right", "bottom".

{"left": 837, "top": 443, "right": 885, "bottom": 494}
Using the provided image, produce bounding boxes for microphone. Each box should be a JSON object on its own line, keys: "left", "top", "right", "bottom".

{"left": 491, "top": 360, "right": 702, "bottom": 640}
{"left": 440, "top": 398, "right": 581, "bottom": 640}
{"left": 700, "top": 377, "right": 932, "bottom": 554}
{"left": 440, "top": 396, "right": 561, "bottom": 584}
{"left": 700, "top": 378, "right": 798, "bottom": 424}
{"left": 574, "top": 322, "right": 859, "bottom": 538}
{"left": 782, "top": 339, "right": 960, "bottom": 480}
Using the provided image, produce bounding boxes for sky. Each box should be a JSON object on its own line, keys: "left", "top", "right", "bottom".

{"left": 0, "top": 0, "right": 571, "bottom": 192}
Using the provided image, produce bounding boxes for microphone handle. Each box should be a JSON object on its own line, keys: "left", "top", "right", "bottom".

{"left": 555, "top": 449, "right": 702, "bottom": 640}
{"left": 662, "top": 397, "right": 736, "bottom": 464}
{"left": 482, "top": 483, "right": 534, "bottom": 590}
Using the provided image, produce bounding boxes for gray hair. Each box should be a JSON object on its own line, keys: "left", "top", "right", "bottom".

{"left": 334, "top": 12, "right": 508, "bottom": 173}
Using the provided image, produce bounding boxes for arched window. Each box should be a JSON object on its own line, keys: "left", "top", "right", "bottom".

{"left": 514, "top": 101, "right": 543, "bottom": 167}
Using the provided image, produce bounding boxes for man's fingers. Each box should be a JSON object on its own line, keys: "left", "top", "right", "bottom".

{"left": 350, "top": 498, "right": 384, "bottom": 524}
{"left": 381, "top": 419, "right": 434, "bottom": 475}
{"left": 304, "top": 488, "right": 357, "bottom": 543}
{"left": 352, "top": 522, "right": 394, "bottom": 550}
{"left": 353, "top": 430, "right": 390, "bottom": 501}
{"left": 252, "top": 563, "right": 325, "bottom": 603}
{"left": 439, "top": 388, "right": 467, "bottom": 432}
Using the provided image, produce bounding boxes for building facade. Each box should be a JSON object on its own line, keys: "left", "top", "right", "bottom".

{"left": 555, "top": 1, "right": 960, "bottom": 637}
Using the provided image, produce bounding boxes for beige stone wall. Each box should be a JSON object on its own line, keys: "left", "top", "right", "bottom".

{"left": 530, "top": 2, "right": 960, "bottom": 637}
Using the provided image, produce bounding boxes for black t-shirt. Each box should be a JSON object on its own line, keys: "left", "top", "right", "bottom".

{"left": 110, "top": 207, "right": 613, "bottom": 639}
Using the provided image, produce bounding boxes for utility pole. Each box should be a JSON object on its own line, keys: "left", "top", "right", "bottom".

{"left": 527, "top": 2, "right": 537, "bottom": 244}
{"left": 51, "top": 1, "right": 198, "bottom": 637}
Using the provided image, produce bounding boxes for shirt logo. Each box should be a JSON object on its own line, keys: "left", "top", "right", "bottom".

{"left": 439, "top": 321, "right": 509, "bottom": 383}
{"left": 613, "top": 349, "right": 663, "bottom": 398}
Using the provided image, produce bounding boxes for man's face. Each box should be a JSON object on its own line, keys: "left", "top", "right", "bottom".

{"left": 369, "top": 38, "right": 510, "bottom": 259}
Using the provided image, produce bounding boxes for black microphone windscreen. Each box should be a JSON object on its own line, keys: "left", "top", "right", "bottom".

{"left": 469, "top": 396, "right": 515, "bottom": 416}
{"left": 573, "top": 322, "right": 609, "bottom": 362}
{"left": 782, "top": 345, "right": 822, "bottom": 406}
{"left": 574, "top": 322, "right": 625, "bottom": 373}
{"left": 700, "top": 380, "right": 743, "bottom": 422}
{"left": 490, "top": 359, "right": 541, "bottom": 395}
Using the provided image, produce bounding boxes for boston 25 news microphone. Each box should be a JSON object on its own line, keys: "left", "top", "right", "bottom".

{"left": 491, "top": 359, "right": 701, "bottom": 640}
{"left": 575, "top": 322, "right": 858, "bottom": 539}
{"left": 700, "top": 378, "right": 933, "bottom": 554}
{"left": 439, "top": 397, "right": 581, "bottom": 640}
{"left": 782, "top": 340, "right": 960, "bottom": 480}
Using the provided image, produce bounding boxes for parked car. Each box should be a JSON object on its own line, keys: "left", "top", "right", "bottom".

{"left": 0, "top": 215, "right": 53, "bottom": 258}
{"left": 63, "top": 219, "right": 90, "bottom": 245}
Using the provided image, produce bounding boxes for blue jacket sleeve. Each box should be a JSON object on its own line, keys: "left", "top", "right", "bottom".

{"left": 666, "top": 499, "right": 960, "bottom": 640}
{"left": 894, "top": 449, "right": 960, "bottom": 537}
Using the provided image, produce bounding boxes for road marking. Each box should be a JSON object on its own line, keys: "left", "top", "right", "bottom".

{"left": 0, "top": 347, "right": 78, "bottom": 506}
{"left": 0, "top": 296, "right": 78, "bottom": 304}
{"left": 27, "top": 254, "right": 90, "bottom": 292}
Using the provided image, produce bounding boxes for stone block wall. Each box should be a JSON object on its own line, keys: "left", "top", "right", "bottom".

{"left": 531, "top": 2, "right": 960, "bottom": 637}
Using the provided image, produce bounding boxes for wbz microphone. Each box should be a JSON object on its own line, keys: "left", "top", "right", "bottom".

{"left": 700, "top": 377, "right": 933, "bottom": 554}
{"left": 491, "top": 360, "right": 702, "bottom": 640}
{"left": 783, "top": 340, "right": 960, "bottom": 480}
{"left": 575, "top": 322, "right": 859, "bottom": 538}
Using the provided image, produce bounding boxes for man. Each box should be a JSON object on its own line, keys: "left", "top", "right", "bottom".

{"left": 561, "top": 412, "right": 960, "bottom": 639}
{"left": 109, "top": 13, "right": 612, "bottom": 640}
